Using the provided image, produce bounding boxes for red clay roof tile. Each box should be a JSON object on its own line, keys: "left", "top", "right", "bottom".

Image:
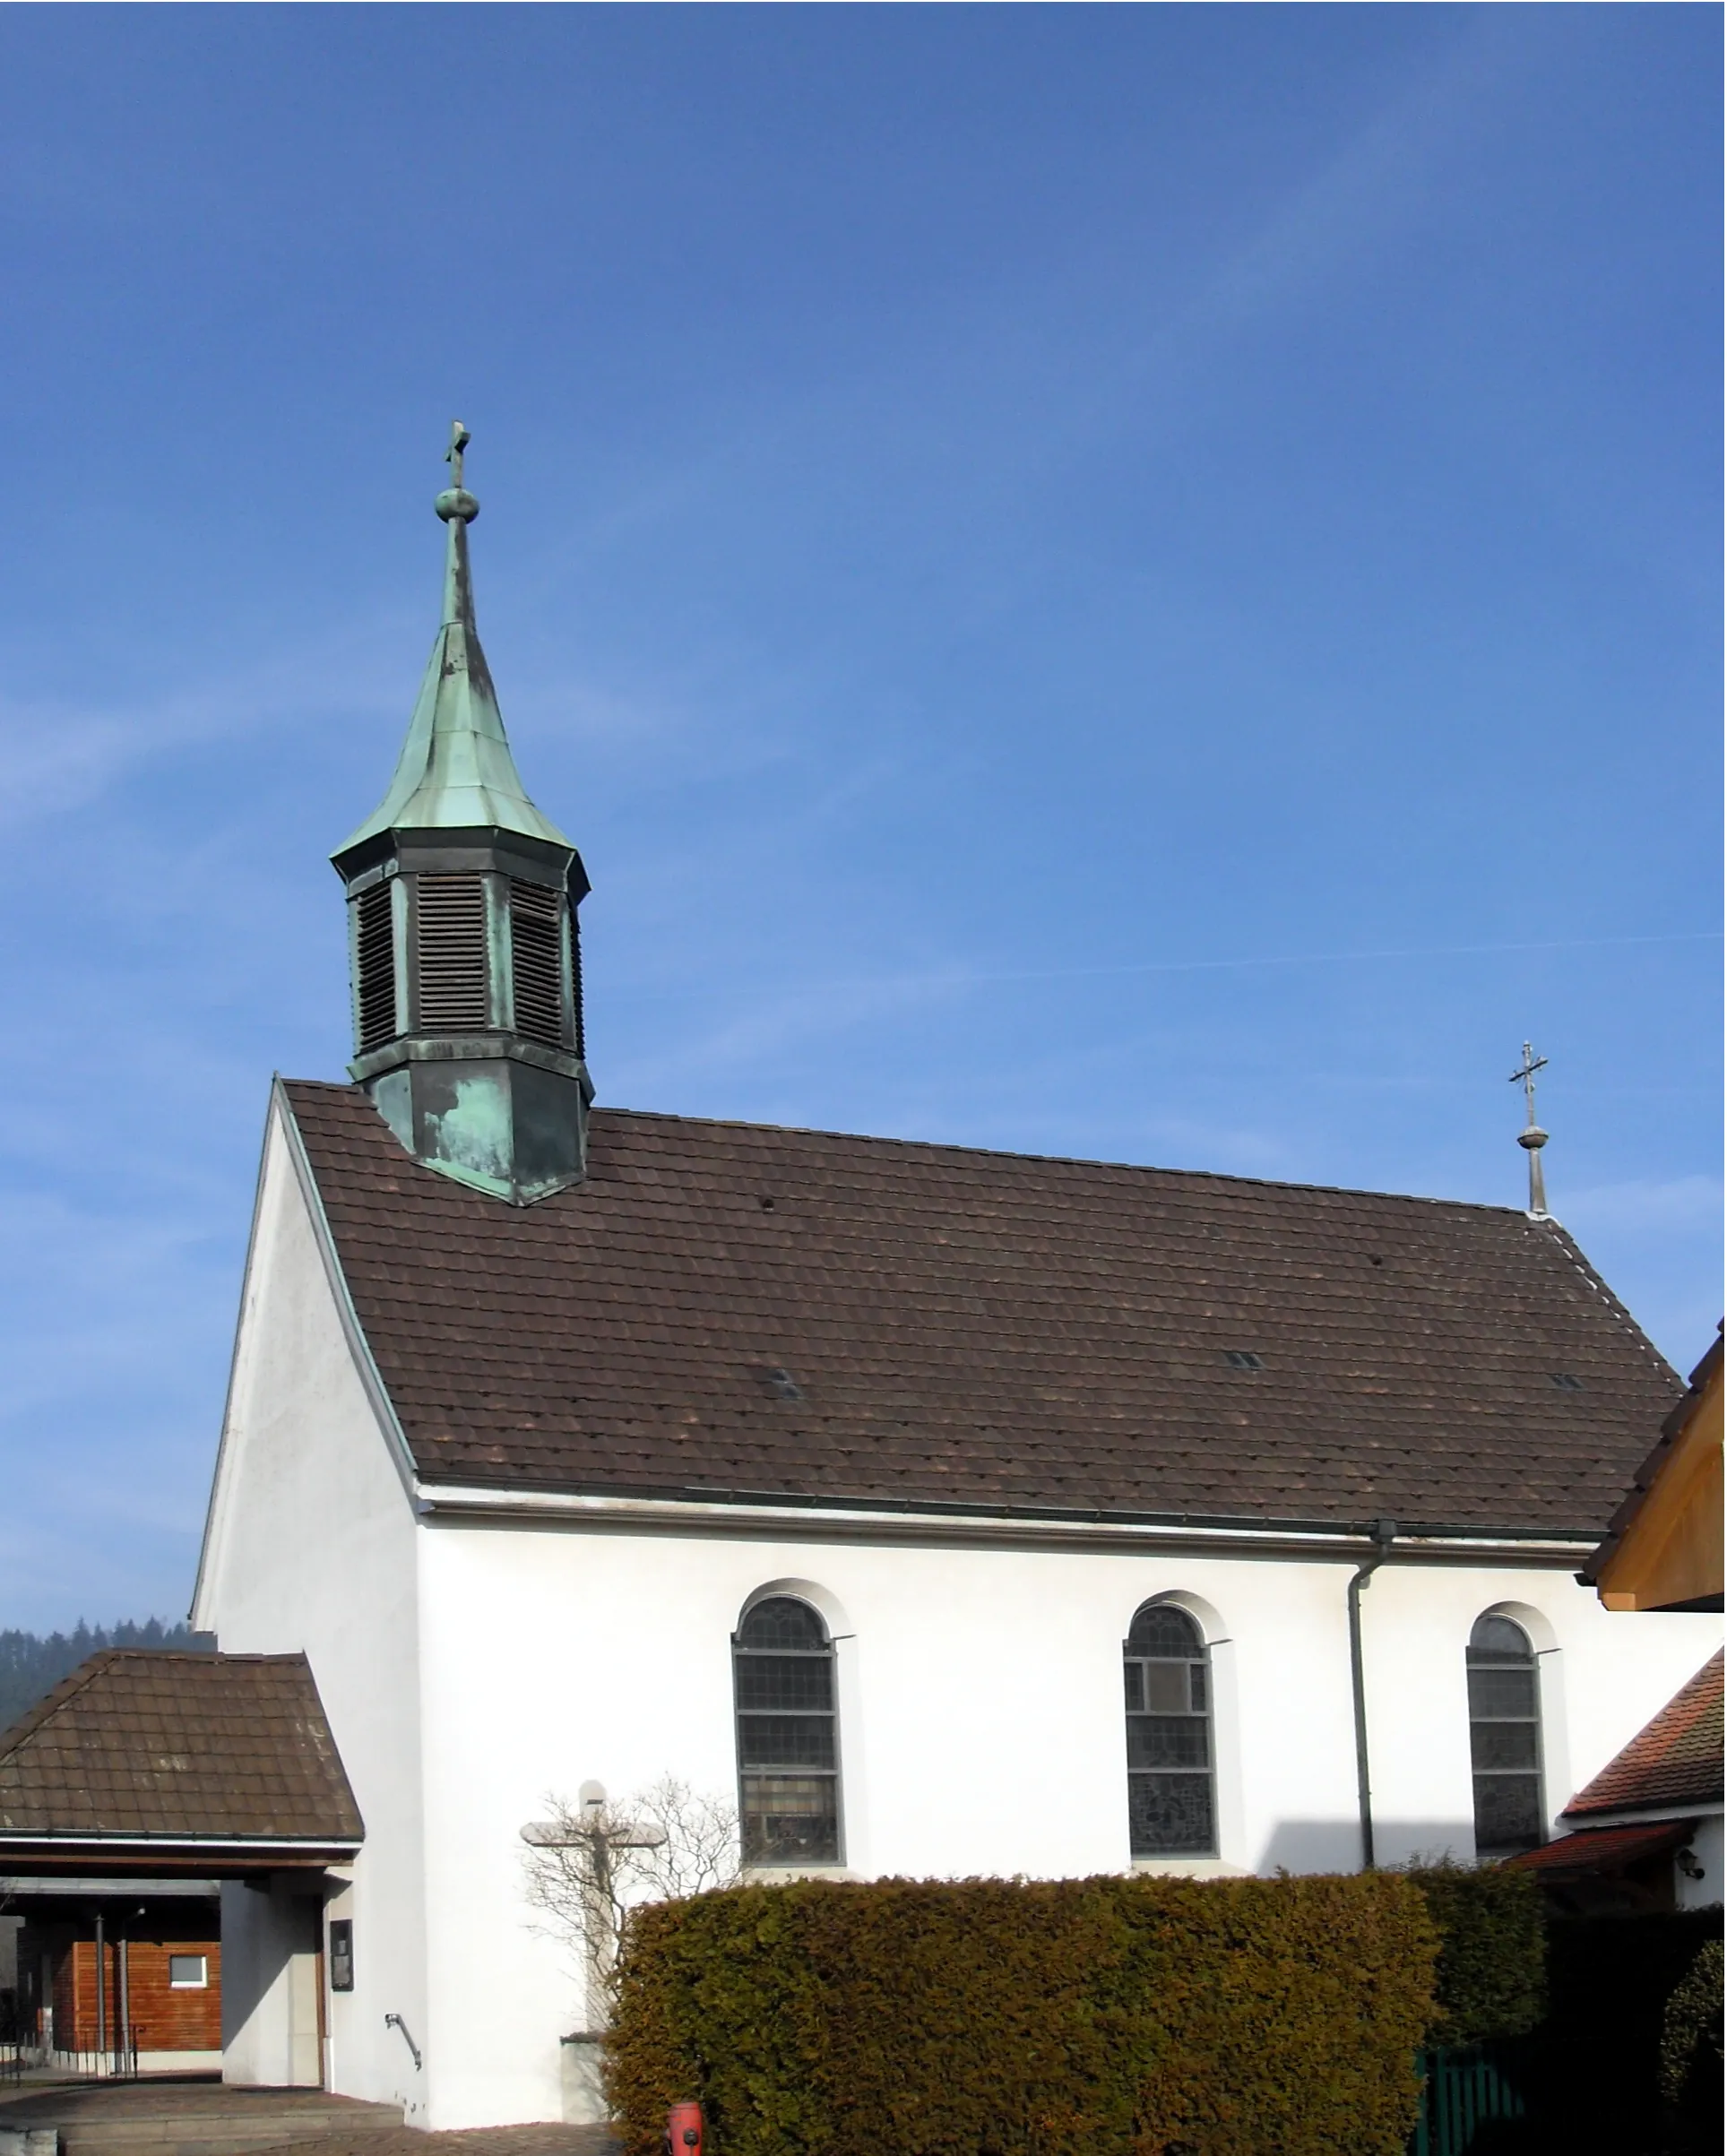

{"left": 1565, "top": 1651, "right": 1723, "bottom": 1818}
{"left": 1508, "top": 1819, "right": 1694, "bottom": 1875}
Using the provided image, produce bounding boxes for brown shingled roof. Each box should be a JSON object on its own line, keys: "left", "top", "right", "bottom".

{"left": 1565, "top": 1651, "right": 1723, "bottom": 1820}
{"left": 0, "top": 1651, "right": 363, "bottom": 1843}
{"left": 283, "top": 1082, "right": 1680, "bottom": 1538}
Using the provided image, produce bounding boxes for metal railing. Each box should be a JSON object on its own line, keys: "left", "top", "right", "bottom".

{"left": 1410, "top": 2042, "right": 1524, "bottom": 2156}
{"left": 0, "top": 2025, "right": 140, "bottom": 2084}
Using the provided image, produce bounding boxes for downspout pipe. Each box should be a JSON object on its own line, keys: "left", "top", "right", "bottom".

{"left": 1348, "top": 1519, "right": 1397, "bottom": 1870}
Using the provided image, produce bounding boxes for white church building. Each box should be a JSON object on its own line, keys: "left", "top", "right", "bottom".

{"left": 186, "top": 432, "right": 1719, "bottom": 2131}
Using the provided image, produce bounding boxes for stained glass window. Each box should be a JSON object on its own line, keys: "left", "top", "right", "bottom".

{"left": 1125, "top": 1602, "right": 1214, "bottom": 1857}
{"left": 1467, "top": 1614, "right": 1544, "bottom": 1857}
{"left": 734, "top": 1596, "right": 842, "bottom": 1865}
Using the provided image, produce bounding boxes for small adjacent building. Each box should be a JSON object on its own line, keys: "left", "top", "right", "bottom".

{"left": 13, "top": 1891, "right": 222, "bottom": 2070}
{"left": 1519, "top": 1331, "right": 1726, "bottom": 1913}
{"left": 1512, "top": 1648, "right": 1723, "bottom": 1913}
{"left": 1585, "top": 1329, "right": 1723, "bottom": 1615}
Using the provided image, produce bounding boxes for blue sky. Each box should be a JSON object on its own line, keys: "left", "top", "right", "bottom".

{"left": 0, "top": 5, "right": 1717, "bottom": 1630}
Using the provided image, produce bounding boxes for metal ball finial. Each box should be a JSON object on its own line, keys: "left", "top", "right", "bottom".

{"left": 436, "top": 418, "right": 479, "bottom": 522}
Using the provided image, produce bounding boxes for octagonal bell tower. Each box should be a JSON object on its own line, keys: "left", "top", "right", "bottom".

{"left": 331, "top": 425, "right": 592, "bottom": 1203}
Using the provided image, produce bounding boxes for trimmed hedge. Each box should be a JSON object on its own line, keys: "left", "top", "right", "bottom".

{"left": 1660, "top": 1936, "right": 1723, "bottom": 2150}
{"left": 607, "top": 1874, "right": 1438, "bottom": 2156}
{"left": 1405, "top": 1863, "right": 1546, "bottom": 2044}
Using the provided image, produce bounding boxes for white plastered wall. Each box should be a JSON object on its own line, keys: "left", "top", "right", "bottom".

{"left": 410, "top": 1514, "right": 1720, "bottom": 2129}
{"left": 193, "top": 1097, "right": 430, "bottom": 2124}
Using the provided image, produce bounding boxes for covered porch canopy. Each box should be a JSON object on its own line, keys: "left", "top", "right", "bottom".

{"left": 0, "top": 1651, "right": 361, "bottom": 2077}
{"left": 0, "top": 1649, "right": 362, "bottom": 1879}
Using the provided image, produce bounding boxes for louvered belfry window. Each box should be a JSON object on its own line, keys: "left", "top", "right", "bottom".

{"left": 353, "top": 881, "right": 398, "bottom": 1053}
{"left": 414, "top": 875, "right": 489, "bottom": 1031}
{"left": 570, "top": 912, "right": 585, "bottom": 1058}
{"left": 509, "top": 878, "right": 566, "bottom": 1048}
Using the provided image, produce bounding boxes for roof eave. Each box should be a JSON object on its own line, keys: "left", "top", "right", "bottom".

{"left": 410, "top": 1477, "right": 1602, "bottom": 1565}
{"left": 0, "top": 1834, "right": 362, "bottom": 1876}
{"left": 1559, "top": 1799, "right": 1722, "bottom": 1830}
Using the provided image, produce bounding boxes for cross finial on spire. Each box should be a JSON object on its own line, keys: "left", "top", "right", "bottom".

{"left": 436, "top": 422, "right": 479, "bottom": 529}
{"left": 1508, "top": 1041, "right": 1550, "bottom": 1217}
{"left": 446, "top": 418, "right": 471, "bottom": 489}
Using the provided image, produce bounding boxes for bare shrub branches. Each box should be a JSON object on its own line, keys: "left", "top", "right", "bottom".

{"left": 522, "top": 1776, "right": 742, "bottom": 2027}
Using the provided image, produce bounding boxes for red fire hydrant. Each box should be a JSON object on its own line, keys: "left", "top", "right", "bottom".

{"left": 664, "top": 2100, "right": 704, "bottom": 2154}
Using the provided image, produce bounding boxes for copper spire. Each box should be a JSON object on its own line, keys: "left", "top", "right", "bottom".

{"left": 335, "top": 424, "right": 572, "bottom": 855}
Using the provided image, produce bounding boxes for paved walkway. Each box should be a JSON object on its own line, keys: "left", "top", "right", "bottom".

{"left": 0, "top": 2077, "right": 621, "bottom": 2155}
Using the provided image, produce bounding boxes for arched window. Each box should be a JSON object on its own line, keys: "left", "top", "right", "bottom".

{"left": 1467, "top": 1615, "right": 1544, "bottom": 1857}
{"left": 1124, "top": 1602, "right": 1214, "bottom": 1857}
{"left": 733, "top": 1596, "right": 842, "bottom": 1866}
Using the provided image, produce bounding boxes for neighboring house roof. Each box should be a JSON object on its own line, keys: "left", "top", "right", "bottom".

{"left": 0, "top": 1651, "right": 363, "bottom": 1845}
{"left": 1583, "top": 1328, "right": 1723, "bottom": 1611}
{"left": 283, "top": 1079, "right": 1681, "bottom": 1537}
{"left": 1510, "top": 1818, "right": 1695, "bottom": 1879}
{"left": 1565, "top": 1651, "right": 1723, "bottom": 1821}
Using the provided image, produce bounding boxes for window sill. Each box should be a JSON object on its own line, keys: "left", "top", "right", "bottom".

{"left": 1130, "top": 1857, "right": 1248, "bottom": 1879}
{"left": 741, "top": 1864, "right": 859, "bottom": 1884}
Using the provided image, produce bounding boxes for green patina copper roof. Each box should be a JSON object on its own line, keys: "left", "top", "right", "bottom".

{"left": 336, "top": 425, "right": 573, "bottom": 857}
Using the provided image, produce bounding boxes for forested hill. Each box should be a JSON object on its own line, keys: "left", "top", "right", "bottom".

{"left": 0, "top": 1621, "right": 213, "bottom": 1738}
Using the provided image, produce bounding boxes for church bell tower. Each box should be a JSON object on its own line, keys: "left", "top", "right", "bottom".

{"left": 330, "top": 425, "right": 593, "bottom": 1203}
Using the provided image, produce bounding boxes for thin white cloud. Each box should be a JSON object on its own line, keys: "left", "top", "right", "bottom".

{"left": 1190, "top": 14, "right": 1526, "bottom": 337}
{"left": 0, "top": 600, "right": 421, "bottom": 828}
{"left": 592, "top": 930, "right": 1721, "bottom": 1009}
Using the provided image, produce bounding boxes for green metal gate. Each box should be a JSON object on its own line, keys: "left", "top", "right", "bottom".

{"left": 1409, "top": 2043, "right": 1525, "bottom": 2156}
